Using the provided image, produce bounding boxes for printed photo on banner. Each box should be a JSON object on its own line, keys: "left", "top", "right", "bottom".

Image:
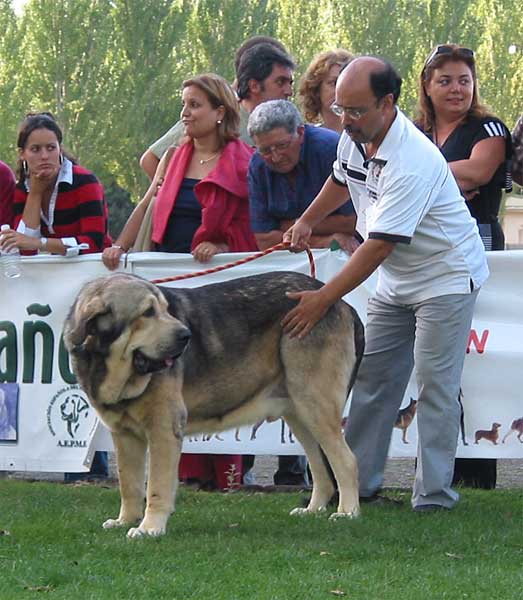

{"left": 0, "top": 383, "right": 19, "bottom": 442}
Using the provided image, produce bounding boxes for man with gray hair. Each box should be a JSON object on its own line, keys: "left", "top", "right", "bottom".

{"left": 248, "top": 99, "right": 356, "bottom": 252}
{"left": 247, "top": 100, "right": 356, "bottom": 487}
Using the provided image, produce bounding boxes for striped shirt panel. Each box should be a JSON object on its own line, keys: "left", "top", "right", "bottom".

{"left": 13, "top": 165, "right": 111, "bottom": 252}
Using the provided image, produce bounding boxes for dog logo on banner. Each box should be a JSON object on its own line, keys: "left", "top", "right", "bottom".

{"left": 47, "top": 385, "right": 97, "bottom": 448}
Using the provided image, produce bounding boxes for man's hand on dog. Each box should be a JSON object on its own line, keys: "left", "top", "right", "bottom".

{"left": 282, "top": 288, "right": 330, "bottom": 338}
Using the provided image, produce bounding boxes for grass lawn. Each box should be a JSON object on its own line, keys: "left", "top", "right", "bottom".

{"left": 0, "top": 481, "right": 521, "bottom": 599}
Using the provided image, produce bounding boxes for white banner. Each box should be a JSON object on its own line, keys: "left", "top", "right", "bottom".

{"left": 0, "top": 249, "right": 522, "bottom": 472}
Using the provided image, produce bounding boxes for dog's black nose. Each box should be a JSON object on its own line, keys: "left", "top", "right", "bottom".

{"left": 177, "top": 328, "right": 191, "bottom": 347}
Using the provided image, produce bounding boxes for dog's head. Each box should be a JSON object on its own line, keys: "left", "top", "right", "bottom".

{"left": 63, "top": 274, "right": 191, "bottom": 405}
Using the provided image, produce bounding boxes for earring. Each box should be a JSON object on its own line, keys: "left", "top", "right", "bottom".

{"left": 59, "top": 153, "right": 63, "bottom": 165}
{"left": 217, "top": 120, "right": 222, "bottom": 124}
{"left": 23, "top": 160, "right": 28, "bottom": 173}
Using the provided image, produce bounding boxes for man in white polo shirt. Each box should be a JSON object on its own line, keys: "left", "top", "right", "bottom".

{"left": 282, "top": 56, "right": 488, "bottom": 512}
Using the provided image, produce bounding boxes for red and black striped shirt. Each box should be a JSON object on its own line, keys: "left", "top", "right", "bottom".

{"left": 14, "top": 163, "right": 112, "bottom": 253}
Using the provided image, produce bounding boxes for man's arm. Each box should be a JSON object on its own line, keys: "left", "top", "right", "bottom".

{"left": 140, "top": 121, "right": 186, "bottom": 180}
{"left": 283, "top": 176, "right": 352, "bottom": 251}
{"left": 255, "top": 230, "right": 284, "bottom": 250}
{"left": 140, "top": 150, "right": 160, "bottom": 181}
{"left": 311, "top": 213, "right": 356, "bottom": 235}
{"left": 282, "top": 238, "right": 395, "bottom": 338}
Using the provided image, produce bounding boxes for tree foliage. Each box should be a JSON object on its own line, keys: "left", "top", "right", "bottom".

{"left": 1, "top": 0, "right": 521, "bottom": 220}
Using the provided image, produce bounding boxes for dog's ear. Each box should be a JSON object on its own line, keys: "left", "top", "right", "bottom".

{"left": 64, "top": 295, "right": 108, "bottom": 351}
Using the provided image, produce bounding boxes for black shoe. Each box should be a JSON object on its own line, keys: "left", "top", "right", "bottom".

{"left": 413, "top": 503, "right": 451, "bottom": 513}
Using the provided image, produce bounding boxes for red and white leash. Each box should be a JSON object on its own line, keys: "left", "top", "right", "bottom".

{"left": 150, "top": 241, "right": 316, "bottom": 285}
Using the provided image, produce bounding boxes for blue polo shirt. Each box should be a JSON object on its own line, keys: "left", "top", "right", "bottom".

{"left": 248, "top": 124, "right": 354, "bottom": 232}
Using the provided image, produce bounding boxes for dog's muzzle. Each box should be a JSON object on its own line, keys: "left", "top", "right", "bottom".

{"left": 133, "top": 328, "right": 191, "bottom": 375}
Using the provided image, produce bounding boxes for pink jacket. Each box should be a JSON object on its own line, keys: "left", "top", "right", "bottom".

{"left": 152, "top": 139, "right": 258, "bottom": 252}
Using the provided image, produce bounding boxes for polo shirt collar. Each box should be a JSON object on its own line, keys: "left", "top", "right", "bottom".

{"left": 373, "top": 107, "right": 404, "bottom": 163}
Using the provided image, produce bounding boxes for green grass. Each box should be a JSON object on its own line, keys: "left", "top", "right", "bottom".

{"left": 0, "top": 481, "right": 521, "bottom": 599}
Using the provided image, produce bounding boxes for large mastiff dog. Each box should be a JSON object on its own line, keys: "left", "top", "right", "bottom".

{"left": 64, "top": 272, "right": 364, "bottom": 538}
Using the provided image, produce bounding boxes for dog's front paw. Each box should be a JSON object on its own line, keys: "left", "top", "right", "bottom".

{"left": 290, "top": 506, "right": 327, "bottom": 516}
{"left": 329, "top": 509, "right": 360, "bottom": 521}
{"left": 102, "top": 517, "right": 129, "bottom": 529}
{"left": 126, "top": 525, "right": 166, "bottom": 539}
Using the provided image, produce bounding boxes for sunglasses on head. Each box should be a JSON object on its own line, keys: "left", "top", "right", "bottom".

{"left": 424, "top": 45, "right": 474, "bottom": 68}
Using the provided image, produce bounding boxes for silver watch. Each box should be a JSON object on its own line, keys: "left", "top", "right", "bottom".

{"left": 40, "top": 236, "right": 48, "bottom": 252}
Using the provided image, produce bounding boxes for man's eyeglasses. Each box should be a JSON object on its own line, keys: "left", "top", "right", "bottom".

{"left": 424, "top": 45, "right": 474, "bottom": 68}
{"left": 257, "top": 136, "right": 296, "bottom": 157}
{"left": 330, "top": 98, "right": 381, "bottom": 120}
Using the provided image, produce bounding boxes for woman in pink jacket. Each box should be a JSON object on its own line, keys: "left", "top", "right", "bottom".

{"left": 103, "top": 73, "right": 258, "bottom": 490}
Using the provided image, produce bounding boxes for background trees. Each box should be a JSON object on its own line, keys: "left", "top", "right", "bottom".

{"left": 1, "top": 0, "right": 521, "bottom": 232}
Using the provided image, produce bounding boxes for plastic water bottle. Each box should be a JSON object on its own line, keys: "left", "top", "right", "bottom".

{"left": 0, "top": 224, "right": 21, "bottom": 279}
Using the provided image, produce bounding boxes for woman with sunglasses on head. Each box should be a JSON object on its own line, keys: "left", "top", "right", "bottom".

{"left": 417, "top": 44, "right": 512, "bottom": 252}
{"left": 417, "top": 44, "right": 512, "bottom": 490}
{"left": 0, "top": 112, "right": 111, "bottom": 257}
{"left": 298, "top": 49, "right": 354, "bottom": 134}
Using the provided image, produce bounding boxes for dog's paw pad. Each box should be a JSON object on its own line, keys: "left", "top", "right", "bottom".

{"left": 126, "top": 526, "right": 165, "bottom": 539}
{"left": 290, "top": 506, "right": 326, "bottom": 516}
{"left": 329, "top": 510, "right": 360, "bottom": 521}
{"left": 290, "top": 507, "right": 310, "bottom": 516}
{"left": 102, "top": 518, "right": 126, "bottom": 529}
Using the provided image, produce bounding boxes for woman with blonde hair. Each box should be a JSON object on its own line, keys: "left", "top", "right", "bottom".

{"left": 104, "top": 73, "right": 257, "bottom": 490}
{"left": 298, "top": 49, "right": 353, "bottom": 133}
{"left": 104, "top": 73, "right": 256, "bottom": 269}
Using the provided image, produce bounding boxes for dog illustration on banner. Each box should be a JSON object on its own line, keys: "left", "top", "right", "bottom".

{"left": 474, "top": 423, "right": 502, "bottom": 445}
{"left": 393, "top": 398, "right": 417, "bottom": 444}
{"left": 502, "top": 418, "right": 523, "bottom": 444}
{"left": 250, "top": 417, "right": 295, "bottom": 444}
{"left": 64, "top": 272, "right": 364, "bottom": 538}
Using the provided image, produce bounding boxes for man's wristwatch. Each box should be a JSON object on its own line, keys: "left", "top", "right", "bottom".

{"left": 40, "top": 236, "right": 48, "bottom": 252}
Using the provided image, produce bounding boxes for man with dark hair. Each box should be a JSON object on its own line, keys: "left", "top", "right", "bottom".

{"left": 139, "top": 38, "right": 295, "bottom": 179}
{"left": 282, "top": 56, "right": 488, "bottom": 512}
{"left": 236, "top": 43, "right": 294, "bottom": 112}
{"left": 233, "top": 35, "right": 288, "bottom": 78}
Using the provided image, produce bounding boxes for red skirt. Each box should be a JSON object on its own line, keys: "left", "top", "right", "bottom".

{"left": 178, "top": 453, "right": 242, "bottom": 490}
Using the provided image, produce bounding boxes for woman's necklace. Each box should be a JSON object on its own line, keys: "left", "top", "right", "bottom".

{"left": 198, "top": 151, "right": 220, "bottom": 165}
